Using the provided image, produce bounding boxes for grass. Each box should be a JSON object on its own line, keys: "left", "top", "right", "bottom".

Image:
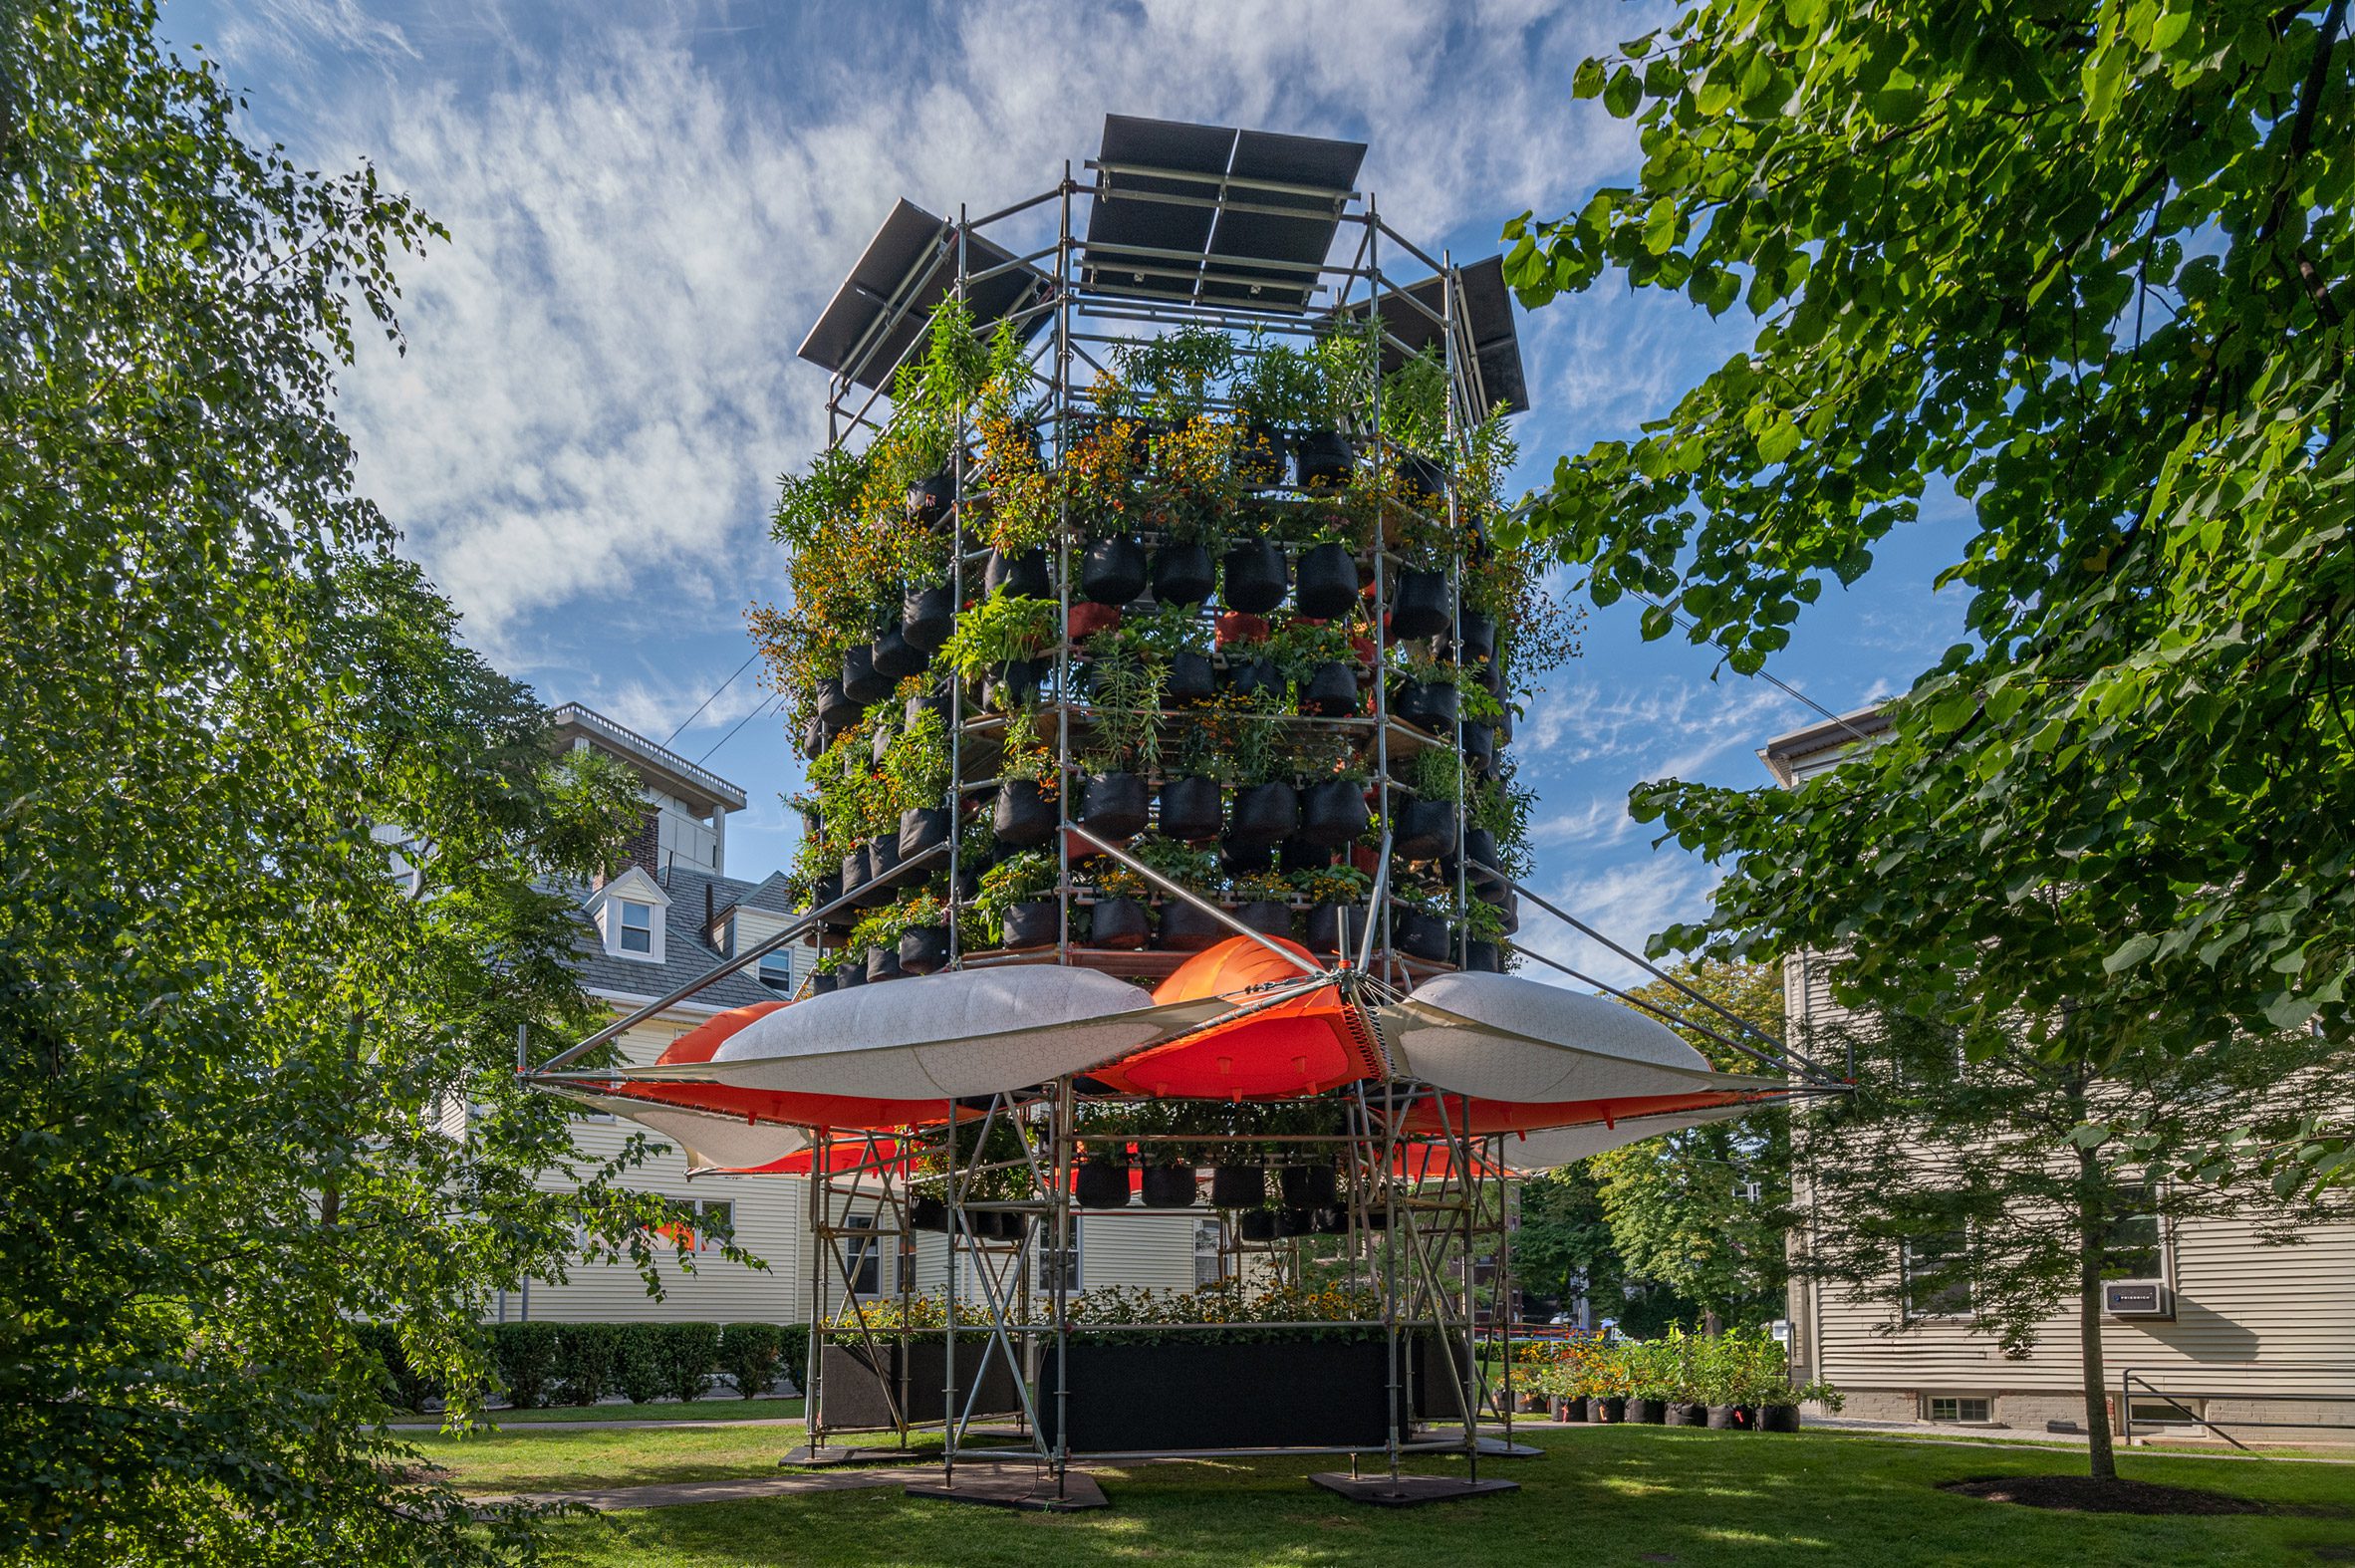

{"left": 407, "top": 1424, "right": 2355, "bottom": 1566}
{"left": 393, "top": 1398, "right": 804, "bottom": 1429}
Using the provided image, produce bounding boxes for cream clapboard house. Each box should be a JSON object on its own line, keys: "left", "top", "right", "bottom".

{"left": 508, "top": 705, "right": 1206, "bottom": 1330}
{"left": 1762, "top": 708, "right": 2355, "bottom": 1441}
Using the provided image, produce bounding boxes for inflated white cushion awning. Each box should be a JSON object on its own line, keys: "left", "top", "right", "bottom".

{"left": 546, "top": 1085, "right": 811, "bottom": 1174}
{"left": 1493, "top": 1100, "right": 1771, "bottom": 1173}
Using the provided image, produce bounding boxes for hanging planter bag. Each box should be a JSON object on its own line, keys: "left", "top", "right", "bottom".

{"left": 993, "top": 780, "right": 1057, "bottom": 847}
{"left": 1167, "top": 651, "right": 1215, "bottom": 705}
{"left": 1278, "top": 1164, "right": 1340, "bottom": 1209}
{"left": 1299, "top": 777, "right": 1371, "bottom": 847}
{"left": 1445, "top": 827, "right": 1501, "bottom": 884}
{"left": 1314, "top": 1206, "right": 1350, "bottom": 1235}
{"left": 1280, "top": 832, "right": 1336, "bottom": 874}
{"left": 1140, "top": 1165, "right": 1197, "bottom": 1209}
{"left": 1220, "top": 540, "right": 1288, "bottom": 614}
{"left": 842, "top": 644, "right": 893, "bottom": 705}
{"left": 984, "top": 548, "right": 1050, "bottom": 600}
{"left": 999, "top": 900, "right": 1060, "bottom": 950}
{"left": 983, "top": 658, "right": 1042, "bottom": 711}
{"left": 1075, "top": 1159, "right": 1133, "bottom": 1210}
{"left": 907, "top": 468, "right": 954, "bottom": 523}
{"left": 1080, "top": 771, "right": 1152, "bottom": 840}
{"left": 1294, "top": 430, "right": 1355, "bottom": 491}
{"left": 903, "top": 584, "right": 955, "bottom": 651}
{"left": 1238, "top": 1207, "right": 1279, "bottom": 1242}
{"left": 1459, "top": 720, "right": 1496, "bottom": 776}
{"left": 870, "top": 721, "right": 896, "bottom": 768}
{"left": 1152, "top": 542, "right": 1216, "bottom": 608}
{"left": 841, "top": 845, "right": 876, "bottom": 906}
{"left": 1388, "top": 569, "right": 1454, "bottom": 641}
{"left": 816, "top": 676, "right": 860, "bottom": 732}
{"left": 866, "top": 946, "right": 906, "bottom": 984}
{"left": 1304, "top": 903, "right": 1359, "bottom": 954}
{"left": 1235, "top": 899, "right": 1293, "bottom": 938}
{"left": 834, "top": 958, "right": 866, "bottom": 988}
{"left": 868, "top": 832, "right": 906, "bottom": 890}
{"left": 1222, "top": 656, "right": 1281, "bottom": 702}
{"left": 899, "top": 924, "right": 950, "bottom": 975}
{"left": 1274, "top": 1206, "right": 1313, "bottom": 1237}
{"left": 1155, "top": 900, "right": 1226, "bottom": 951}
{"left": 899, "top": 806, "right": 950, "bottom": 863}
{"left": 1299, "top": 661, "right": 1358, "bottom": 717}
{"left": 1081, "top": 536, "right": 1148, "bottom": 606}
{"left": 1399, "top": 452, "right": 1447, "bottom": 507}
{"left": 1396, "top": 799, "right": 1457, "bottom": 861}
{"left": 1454, "top": 610, "right": 1496, "bottom": 663}
{"left": 1228, "top": 781, "right": 1299, "bottom": 848}
{"left": 905, "top": 687, "right": 949, "bottom": 730}
{"left": 1392, "top": 679, "right": 1458, "bottom": 734}
{"left": 1463, "top": 939, "right": 1500, "bottom": 973}
{"left": 1236, "top": 423, "right": 1287, "bottom": 486}
{"left": 1209, "top": 1165, "right": 1266, "bottom": 1209}
{"left": 798, "top": 717, "right": 826, "bottom": 761}
{"left": 872, "top": 624, "right": 927, "bottom": 679}
{"left": 1394, "top": 907, "right": 1452, "bottom": 961}
{"left": 808, "top": 970, "right": 837, "bottom": 997}
{"left": 1157, "top": 776, "right": 1223, "bottom": 842}
{"left": 1090, "top": 895, "right": 1151, "bottom": 950}
{"left": 909, "top": 1195, "right": 951, "bottom": 1232}
{"left": 1295, "top": 542, "right": 1359, "bottom": 619}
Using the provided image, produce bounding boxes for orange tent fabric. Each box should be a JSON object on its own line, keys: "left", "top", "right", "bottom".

{"left": 655, "top": 999, "right": 788, "bottom": 1066}
{"left": 1085, "top": 937, "right": 1382, "bottom": 1099}
{"left": 1400, "top": 1089, "right": 1774, "bottom": 1138}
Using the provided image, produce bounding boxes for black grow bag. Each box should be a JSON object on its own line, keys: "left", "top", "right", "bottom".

{"left": 833, "top": 959, "right": 865, "bottom": 989}
{"left": 842, "top": 644, "right": 893, "bottom": 705}
{"left": 1304, "top": 903, "right": 1360, "bottom": 954}
{"left": 818, "top": 1340, "right": 1021, "bottom": 1432}
{"left": 1454, "top": 610, "right": 1496, "bottom": 663}
{"left": 905, "top": 468, "right": 954, "bottom": 524}
{"left": 1220, "top": 540, "right": 1288, "bottom": 614}
{"left": 1157, "top": 776, "right": 1223, "bottom": 841}
{"left": 1463, "top": 940, "right": 1500, "bottom": 972}
{"left": 841, "top": 845, "right": 883, "bottom": 907}
{"left": 808, "top": 970, "right": 837, "bottom": 996}
{"left": 1445, "top": 826, "right": 1500, "bottom": 884}
{"left": 1236, "top": 423, "right": 1287, "bottom": 486}
{"left": 1294, "top": 541, "right": 1360, "bottom": 619}
{"left": 1459, "top": 720, "right": 1496, "bottom": 776}
{"left": 905, "top": 688, "right": 949, "bottom": 729}
{"left": 872, "top": 625, "right": 926, "bottom": 679}
{"left": 866, "top": 946, "right": 905, "bottom": 983}
{"left": 1000, "top": 901, "right": 1059, "bottom": 950}
{"left": 1299, "top": 777, "right": 1370, "bottom": 848}
{"left": 899, "top": 925, "right": 949, "bottom": 975}
{"left": 816, "top": 677, "right": 860, "bottom": 732}
{"left": 1388, "top": 569, "right": 1453, "bottom": 641}
{"left": 984, "top": 548, "right": 1050, "bottom": 600}
{"left": 1234, "top": 900, "right": 1292, "bottom": 938}
{"left": 903, "top": 584, "right": 954, "bottom": 651}
{"left": 910, "top": 1195, "right": 950, "bottom": 1232}
{"left": 982, "top": 658, "right": 1041, "bottom": 712}
{"left": 1220, "top": 655, "right": 1280, "bottom": 701}
{"left": 1153, "top": 543, "right": 1215, "bottom": 607}
{"left": 1075, "top": 1160, "right": 1132, "bottom": 1209}
{"left": 1079, "top": 772, "right": 1152, "bottom": 840}
{"left": 1089, "top": 896, "right": 1150, "bottom": 950}
{"left": 1293, "top": 429, "right": 1355, "bottom": 491}
{"left": 1392, "top": 679, "right": 1457, "bottom": 733}
{"left": 1278, "top": 1165, "right": 1339, "bottom": 1208}
{"left": 1156, "top": 901, "right": 1226, "bottom": 951}
{"left": 1238, "top": 1207, "right": 1278, "bottom": 1242}
{"left": 1041, "top": 1336, "right": 1393, "bottom": 1452}
{"left": 867, "top": 832, "right": 904, "bottom": 889}
{"left": 1081, "top": 536, "right": 1148, "bottom": 605}
{"left": 799, "top": 717, "right": 826, "bottom": 760}
{"left": 993, "top": 780, "right": 1057, "bottom": 847}
{"left": 1394, "top": 908, "right": 1451, "bottom": 961}
{"left": 1227, "top": 781, "right": 1299, "bottom": 848}
{"left": 899, "top": 806, "right": 949, "bottom": 863}
{"left": 1299, "top": 661, "right": 1358, "bottom": 717}
{"left": 1167, "top": 651, "right": 1215, "bottom": 705}
{"left": 1139, "top": 1165, "right": 1196, "bottom": 1208}
{"left": 1395, "top": 799, "right": 1457, "bottom": 862}
{"left": 1209, "top": 1164, "right": 1266, "bottom": 1209}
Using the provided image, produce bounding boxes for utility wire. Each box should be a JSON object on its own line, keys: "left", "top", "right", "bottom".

{"left": 660, "top": 652, "right": 759, "bottom": 748}
{"left": 694, "top": 690, "right": 778, "bottom": 767}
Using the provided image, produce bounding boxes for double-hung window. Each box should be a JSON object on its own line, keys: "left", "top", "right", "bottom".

{"left": 618, "top": 900, "right": 654, "bottom": 954}
{"left": 1902, "top": 1227, "right": 1973, "bottom": 1319}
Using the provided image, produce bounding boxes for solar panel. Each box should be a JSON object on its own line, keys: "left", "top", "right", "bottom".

{"left": 797, "top": 198, "right": 1050, "bottom": 392}
{"left": 1082, "top": 116, "right": 1365, "bottom": 312}
{"left": 1329, "top": 255, "right": 1529, "bottom": 415}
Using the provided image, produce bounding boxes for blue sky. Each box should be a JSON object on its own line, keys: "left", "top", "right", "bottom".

{"left": 175, "top": 0, "right": 1973, "bottom": 983}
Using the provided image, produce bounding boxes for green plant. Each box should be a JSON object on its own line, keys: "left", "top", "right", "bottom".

{"left": 772, "top": 445, "right": 874, "bottom": 552}
{"left": 1130, "top": 838, "right": 1221, "bottom": 896}
{"left": 1410, "top": 743, "right": 1462, "bottom": 804}
{"left": 614, "top": 1324, "right": 667, "bottom": 1405}
{"left": 1226, "top": 869, "right": 1293, "bottom": 905}
{"left": 939, "top": 593, "right": 1058, "bottom": 680}
{"left": 1265, "top": 617, "right": 1355, "bottom": 685}
{"left": 1378, "top": 345, "right": 1451, "bottom": 462}
{"left": 1078, "top": 631, "right": 1168, "bottom": 776}
{"left": 491, "top": 1322, "right": 564, "bottom": 1411}
{"left": 883, "top": 705, "right": 950, "bottom": 811}
{"left": 1289, "top": 863, "right": 1371, "bottom": 907}
{"left": 973, "top": 850, "right": 1057, "bottom": 942}
{"left": 1233, "top": 330, "right": 1321, "bottom": 428}
{"left": 652, "top": 1323, "right": 723, "bottom": 1404}
{"left": 552, "top": 1323, "right": 623, "bottom": 1407}
{"left": 715, "top": 1323, "right": 786, "bottom": 1400}
{"left": 995, "top": 703, "right": 1058, "bottom": 792}
{"left": 1310, "top": 317, "right": 1378, "bottom": 432}
{"left": 1108, "top": 325, "right": 1233, "bottom": 423}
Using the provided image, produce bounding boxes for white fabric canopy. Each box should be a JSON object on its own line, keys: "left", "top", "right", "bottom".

{"left": 1492, "top": 1100, "right": 1771, "bottom": 1173}
{"left": 545, "top": 1085, "right": 810, "bottom": 1174}
{"left": 629, "top": 965, "right": 1234, "bottom": 1100}
{"left": 1380, "top": 971, "right": 1787, "bottom": 1104}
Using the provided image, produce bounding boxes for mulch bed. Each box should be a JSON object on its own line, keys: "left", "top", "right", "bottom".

{"left": 1941, "top": 1475, "right": 2298, "bottom": 1516}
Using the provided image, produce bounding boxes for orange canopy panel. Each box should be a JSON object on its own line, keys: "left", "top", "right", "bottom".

{"left": 1402, "top": 1089, "right": 1775, "bottom": 1138}
{"left": 729, "top": 1135, "right": 915, "bottom": 1177}
{"left": 1088, "top": 936, "right": 1383, "bottom": 1099}
{"left": 593, "top": 1078, "right": 951, "bottom": 1133}
{"left": 656, "top": 999, "right": 788, "bottom": 1066}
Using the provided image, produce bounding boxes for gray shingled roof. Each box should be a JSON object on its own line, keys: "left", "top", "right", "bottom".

{"left": 568, "top": 864, "right": 798, "bottom": 1012}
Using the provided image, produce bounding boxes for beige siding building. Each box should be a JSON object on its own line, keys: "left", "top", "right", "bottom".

{"left": 1763, "top": 709, "right": 2355, "bottom": 1442}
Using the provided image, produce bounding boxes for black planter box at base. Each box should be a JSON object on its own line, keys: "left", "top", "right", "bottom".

{"left": 1758, "top": 1404, "right": 1800, "bottom": 1433}
{"left": 1560, "top": 1396, "right": 1590, "bottom": 1423}
{"left": 1090, "top": 896, "right": 1150, "bottom": 950}
{"left": 1157, "top": 776, "right": 1222, "bottom": 841}
{"left": 1299, "top": 661, "right": 1358, "bottom": 717}
{"left": 1395, "top": 799, "right": 1457, "bottom": 862}
{"left": 993, "top": 781, "right": 1057, "bottom": 847}
{"left": 1228, "top": 781, "right": 1299, "bottom": 848}
{"left": 1705, "top": 1404, "right": 1753, "bottom": 1431}
{"left": 1081, "top": 536, "right": 1147, "bottom": 605}
{"left": 1208, "top": 1165, "right": 1266, "bottom": 1209}
{"left": 999, "top": 901, "right": 1059, "bottom": 950}
{"left": 1042, "top": 1336, "right": 1392, "bottom": 1452}
{"left": 1594, "top": 1395, "right": 1627, "bottom": 1424}
{"left": 1670, "top": 1401, "right": 1707, "bottom": 1427}
{"left": 1389, "top": 570, "right": 1453, "bottom": 641}
{"left": 1139, "top": 1165, "right": 1196, "bottom": 1208}
{"left": 818, "top": 1341, "right": 1021, "bottom": 1432}
{"left": 1074, "top": 1161, "right": 1132, "bottom": 1209}
{"left": 1153, "top": 543, "right": 1216, "bottom": 608}
{"left": 1626, "top": 1397, "right": 1667, "bottom": 1425}
{"left": 1299, "top": 778, "right": 1370, "bottom": 847}
{"left": 903, "top": 585, "right": 953, "bottom": 651}
{"left": 1167, "top": 651, "right": 1215, "bottom": 705}
{"left": 1080, "top": 772, "right": 1152, "bottom": 840}
{"left": 1294, "top": 542, "right": 1359, "bottom": 620}
{"left": 1155, "top": 901, "right": 1226, "bottom": 951}
{"left": 899, "top": 925, "right": 949, "bottom": 975}
{"left": 984, "top": 548, "right": 1050, "bottom": 600}
{"left": 1220, "top": 540, "right": 1288, "bottom": 614}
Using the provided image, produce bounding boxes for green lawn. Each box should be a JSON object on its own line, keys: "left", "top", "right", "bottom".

{"left": 394, "top": 1398, "right": 804, "bottom": 1430}
{"left": 407, "top": 1424, "right": 2355, "bottom": 1566}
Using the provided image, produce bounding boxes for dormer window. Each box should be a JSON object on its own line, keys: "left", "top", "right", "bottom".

{"left": 618, "top": 901, "right": 654, "bottom": 954}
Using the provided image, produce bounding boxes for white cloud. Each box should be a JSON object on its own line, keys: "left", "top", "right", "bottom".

{"left": 1510, "top": 855, "right": 1722, "bottom": 990}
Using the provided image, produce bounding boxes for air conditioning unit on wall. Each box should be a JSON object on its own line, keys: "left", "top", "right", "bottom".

{"left": 2102, "top": 1280, "right": 2174, "bottom": 1320}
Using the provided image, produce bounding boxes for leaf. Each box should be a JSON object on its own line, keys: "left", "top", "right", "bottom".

{"left": 1604, "top": 65, "right": 1644, "bottom": 119}
{"left": 1757, "top": 416, "right": 1800, "bottom": 464}
{"left": 2102, "top": 933, "right": 2160, "bottom": 974}
{"left": 1573, "top": 57, "right": 1608, "bottom": 100}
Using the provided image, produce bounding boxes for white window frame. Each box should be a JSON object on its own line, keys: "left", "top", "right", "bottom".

{"left": 618, "top": 899, "right": 655, "bottom": 955}
{"left": 1036, "top": 1216, "right": 1083, "bottom": 1293}
{"left": 692, "top": 1197, "right": 733, "bottom": 1252}
{"left": 1925, "top": 1395, "right": 1991, "bottom": 1424}
{"left": 756, "top": 950, "right": 797, "bottom": 994}
{"left": 841, "top": 1212, "right": 881, "bottom": 1297}
{"left": 1902, "top": 1228, "right": 1975, "bottom": 1322}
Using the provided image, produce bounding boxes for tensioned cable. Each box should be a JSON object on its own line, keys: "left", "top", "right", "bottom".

{"left": 694, "top": 690, "right": 778, "bottom": 766}
{"left": 660, "top": 651, "right": 760, "bottom": 747}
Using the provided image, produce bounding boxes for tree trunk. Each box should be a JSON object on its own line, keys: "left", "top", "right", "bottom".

{"left": 2073, "top": 1141, "right": 2117, "bottom": 1482}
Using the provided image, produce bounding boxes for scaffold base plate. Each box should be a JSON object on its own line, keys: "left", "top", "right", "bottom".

{"left": 904, "top": 1467, "right": 1108, "bottom": 1511}
{"left": 1308, "top": 1472, "right": 1520, "bottom": 1507}
{"left": 775, "top": 1445, "right": 858, "bottom": 1467}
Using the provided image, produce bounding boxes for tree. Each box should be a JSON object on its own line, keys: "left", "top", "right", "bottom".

{"left": 1501, "top": 1, "right": 2355, "bottom": 1481}
{"left": 1504, "top": 6, "right": 2355, "bottom": 1073}
{"left": 1587, "top": 962, "right": 1789, "bottom": 1332}
{"left": 1791, "top": 1000, "right": 2354, "bottom": 1480}
{"left": 2, "top": 6, "right": 705, "bottom": 1559}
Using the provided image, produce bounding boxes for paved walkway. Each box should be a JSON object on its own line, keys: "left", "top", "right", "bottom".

{"left": 392, "top": 1415, "right": 806, "bottom": 1433}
